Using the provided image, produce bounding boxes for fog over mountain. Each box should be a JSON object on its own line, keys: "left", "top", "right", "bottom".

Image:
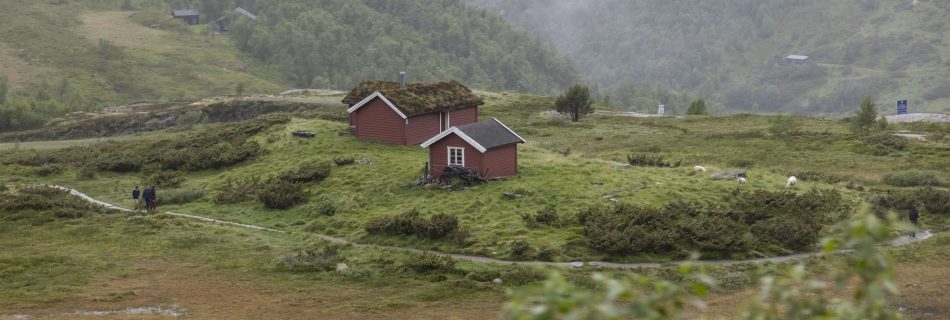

{"left": 467, "top": 0, "right": 950, "bottom": 114}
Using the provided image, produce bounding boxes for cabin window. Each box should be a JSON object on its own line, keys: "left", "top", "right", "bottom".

{"left": 448, "top": 147, "right": 464, "bottom": 167}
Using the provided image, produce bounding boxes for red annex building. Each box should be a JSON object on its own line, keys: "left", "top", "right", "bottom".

{"left": 342, "top": 80, "right": 483, "bottom": 145}
{"left": 420, "top": 118, "right": 526, "bottom": 179}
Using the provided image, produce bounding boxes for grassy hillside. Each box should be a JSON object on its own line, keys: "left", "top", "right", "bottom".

{"left": 3, "top": 92, "right": 948, "bottom": 263}
{"left": 0, "top": 1, "right": 286, "bottom": 103}
{"left": 467, "top": 0, "right": 950, "bottom": 115}
{"left": 2, "top": 92, "right": 950, "bottom": 318}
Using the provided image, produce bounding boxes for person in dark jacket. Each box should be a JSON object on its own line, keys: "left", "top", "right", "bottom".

{"left": 909, "top": 204, "right": 920, "bottom": 237}
{"left": 132, "top": 186, "right": 141, "bottom": 211}
{"left": 142, "top": 186, "right": 153, "bottom": 213}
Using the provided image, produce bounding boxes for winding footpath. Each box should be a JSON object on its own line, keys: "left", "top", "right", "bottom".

{"left": 52, "top": 186, "right": 938, "bottom": 270}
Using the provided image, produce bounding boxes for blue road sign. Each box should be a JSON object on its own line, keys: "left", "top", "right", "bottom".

{"left": 897, "top": 100, "right": 908, "bottom": 115}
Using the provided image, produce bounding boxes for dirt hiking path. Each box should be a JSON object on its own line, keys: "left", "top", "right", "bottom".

{"left": 53, "top": 186, "right": 938, "bottom": 270}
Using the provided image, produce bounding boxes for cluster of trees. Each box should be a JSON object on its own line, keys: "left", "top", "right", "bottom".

{"left": 161, "top": 0, "right": 578, "bottom": 93}
{"left": 0, "top": 75, "right": 97, "bottom": 132}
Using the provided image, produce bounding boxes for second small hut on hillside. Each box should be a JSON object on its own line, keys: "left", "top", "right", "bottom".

{"left": 420, "top": 118, "right": 526, "bottom": 180}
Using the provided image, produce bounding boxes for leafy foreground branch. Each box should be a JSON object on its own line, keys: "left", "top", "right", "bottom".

{"left": 503, "top": 215, "right": 903, "bottom": 319}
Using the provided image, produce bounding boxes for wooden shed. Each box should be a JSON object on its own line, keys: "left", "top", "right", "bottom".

{"left": 342, "top": 80, "right": 483, "bottom": 145}
{"left": 172, "top": 9, "right": 200, "bottom": 25}
{"left": 420, "top": 118, "right": 526, "bottom": 179}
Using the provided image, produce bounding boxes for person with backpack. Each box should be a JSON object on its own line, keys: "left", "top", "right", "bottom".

{"left": 909, "top": 203, "right": 920, "bottom": 238}
{"left": 132, "top": 186, "right": 141, "bottom": 211}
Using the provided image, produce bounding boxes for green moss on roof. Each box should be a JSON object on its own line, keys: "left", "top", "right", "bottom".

{"left": 342, "top": 80, "right": 484, "bottom": 116}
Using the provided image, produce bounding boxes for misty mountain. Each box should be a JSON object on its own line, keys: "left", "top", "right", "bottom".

{"left": 467, "top": 0, "right": 950, "bottom": 114}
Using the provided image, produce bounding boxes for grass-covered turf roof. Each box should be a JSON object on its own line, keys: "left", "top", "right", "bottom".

{"left": 342, "top": 80, "right": 484, "bottom": 116}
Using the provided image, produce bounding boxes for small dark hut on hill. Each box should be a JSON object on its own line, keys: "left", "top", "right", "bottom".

{"left": 172, "top": 9, "right": 200, "bottom": 25}
{"left": 342, "top": 78, "right": 483, "bottom": 145}
{"left": 421, "top": 118, "right": 525, "bottom": 179}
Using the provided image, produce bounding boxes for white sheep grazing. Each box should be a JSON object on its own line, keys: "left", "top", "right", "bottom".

{"left": 737, "top": 177, "right": 747, "bottom": 185}
{"left": 693, "top": 165, "right": 706, "bottom": 173}
{"left": 786, "top": 176, "right": 798, "bottom": 188}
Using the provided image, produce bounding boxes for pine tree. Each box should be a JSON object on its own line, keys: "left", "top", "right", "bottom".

{"left": 554, "top": 85, "right": 594, "bottom": 122}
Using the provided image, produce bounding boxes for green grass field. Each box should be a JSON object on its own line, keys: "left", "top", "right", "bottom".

{"left": 2, "top": 92, "right": 949, "bottom": 318}
{"left": 4, "top": 93, "right": 948, "bottom": 262}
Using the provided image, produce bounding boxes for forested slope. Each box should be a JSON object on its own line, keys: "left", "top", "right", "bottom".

{"left": 468, "top": 0, "right": 950, "bottom": 114}
{"left": 0, "top": 0, "right": 578, "bottom": 131}
{"left": 217, "top": 0, "right": 579, "bottom": 93}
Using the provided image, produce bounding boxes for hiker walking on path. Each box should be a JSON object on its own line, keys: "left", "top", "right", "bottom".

{"left": 132, "top": 186, "right": 141, "bottom": 211}
{"left": 149, "top": 186, "right": 158, "bottom": 213}
{"left": 142, "top": 186, "right": 154, "bottom": 213}
{"left": 909, "top": 204, "right": 920, "bottom": 237}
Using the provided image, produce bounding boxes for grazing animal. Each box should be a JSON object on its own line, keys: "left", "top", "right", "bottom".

{"left": 786, "top": 176, "right": 798, "bottom": 188}
{"left": 737, "top": 177, "right": 747, "bottom": 185}
{"left": 693, "top": 165, "right": 706, "bottom": 173}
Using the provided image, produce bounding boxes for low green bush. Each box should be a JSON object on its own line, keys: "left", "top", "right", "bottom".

{"left": 627, "top": 153, "right": 681, "bottom": 168}
{"left": 213, "top": 177, "right": 260, "bottom": 204}
{"left": 403, "top": 252, "right": 456, "bottom": 273}
{"left": 315, "top": 198, "right": 337, "bottom": 216}
{"left": 522, "top": 205, "right": 560, "bottom": 228}
{"left": 501, "top": 266, "right": 547, "bottom": 285}
{"left": 364, "top": 209, "right": 460, "bottom": 239}
{"left": 279, "top": 162, "right": 331, "bottom": 183}
{"left": 141, "top": 168, "right": 183, "bottom": 188}
{"left": 872, "top": 187, "right": 950, "bottom": 215}
{"left": 33, "top": 164, "right": 64, "bottom": 176}
{"left": 862, "top": 133, "right": 907, "bottom": 155}
{"left": 579, "top": 189, "right": 847, "bottom": 255}
{"left": 882, "top": 170, "right": 944, "bottom": 187}
{"left": 510, "top": 240, "right": 533, "bottom": 258}
{"left": 258, "top": 180, "right": 308, "bottom": 209}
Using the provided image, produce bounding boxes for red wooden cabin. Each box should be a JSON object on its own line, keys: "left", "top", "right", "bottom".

{"left": 342, "top": 80, "right": 483, "bottom": 145}
{"left": 420, "top": 118, "right": 526, "bottom": 179}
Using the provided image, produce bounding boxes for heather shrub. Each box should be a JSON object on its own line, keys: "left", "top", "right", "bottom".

{"left": 580, "top": 204, "right": 681, "bottom": 254}
{"left": 882, "top": 170, "right": 943, "bottom": 187}
{"left": 580, "top": 189, "right": 847, "bottom": 255}
{"left": 626, "top": 153, "right": 681, "bottom": 168}
{"left": 510, "top": 240, "right": 533, "bottom": 258}
{"left": 141, "top": 167, "right": 183, "bottom": 188}
{"left": 403, "top": 252, "right": 456, "bottom": 273}
{"left": 872, "top": 187, "right": 950, "bottom": 214}
{"left": 279, "top": 162, "right": 331, "bottom": 183}
{"left": 213, "top": 177, "right": 260, "bottom": 204}
{"left": 258, "top": 180, "right": 308, "bottom": 209}
{"left": 364, "top": 209, "right": 460, "bottom": 239}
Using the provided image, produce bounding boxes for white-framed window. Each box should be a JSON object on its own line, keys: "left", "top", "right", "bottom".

{"left": 448, "top": 147, "right": 464, "bottom": 167}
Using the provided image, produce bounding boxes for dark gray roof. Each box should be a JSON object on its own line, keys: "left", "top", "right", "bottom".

{"left": 172, "top": 9, "right": 199, "bottom": 17}
{"left": 456, "top": 118, "right": 525, "bottom": 150}
{"left": 235, "top": 7, "right": 258, "bottom": 20}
